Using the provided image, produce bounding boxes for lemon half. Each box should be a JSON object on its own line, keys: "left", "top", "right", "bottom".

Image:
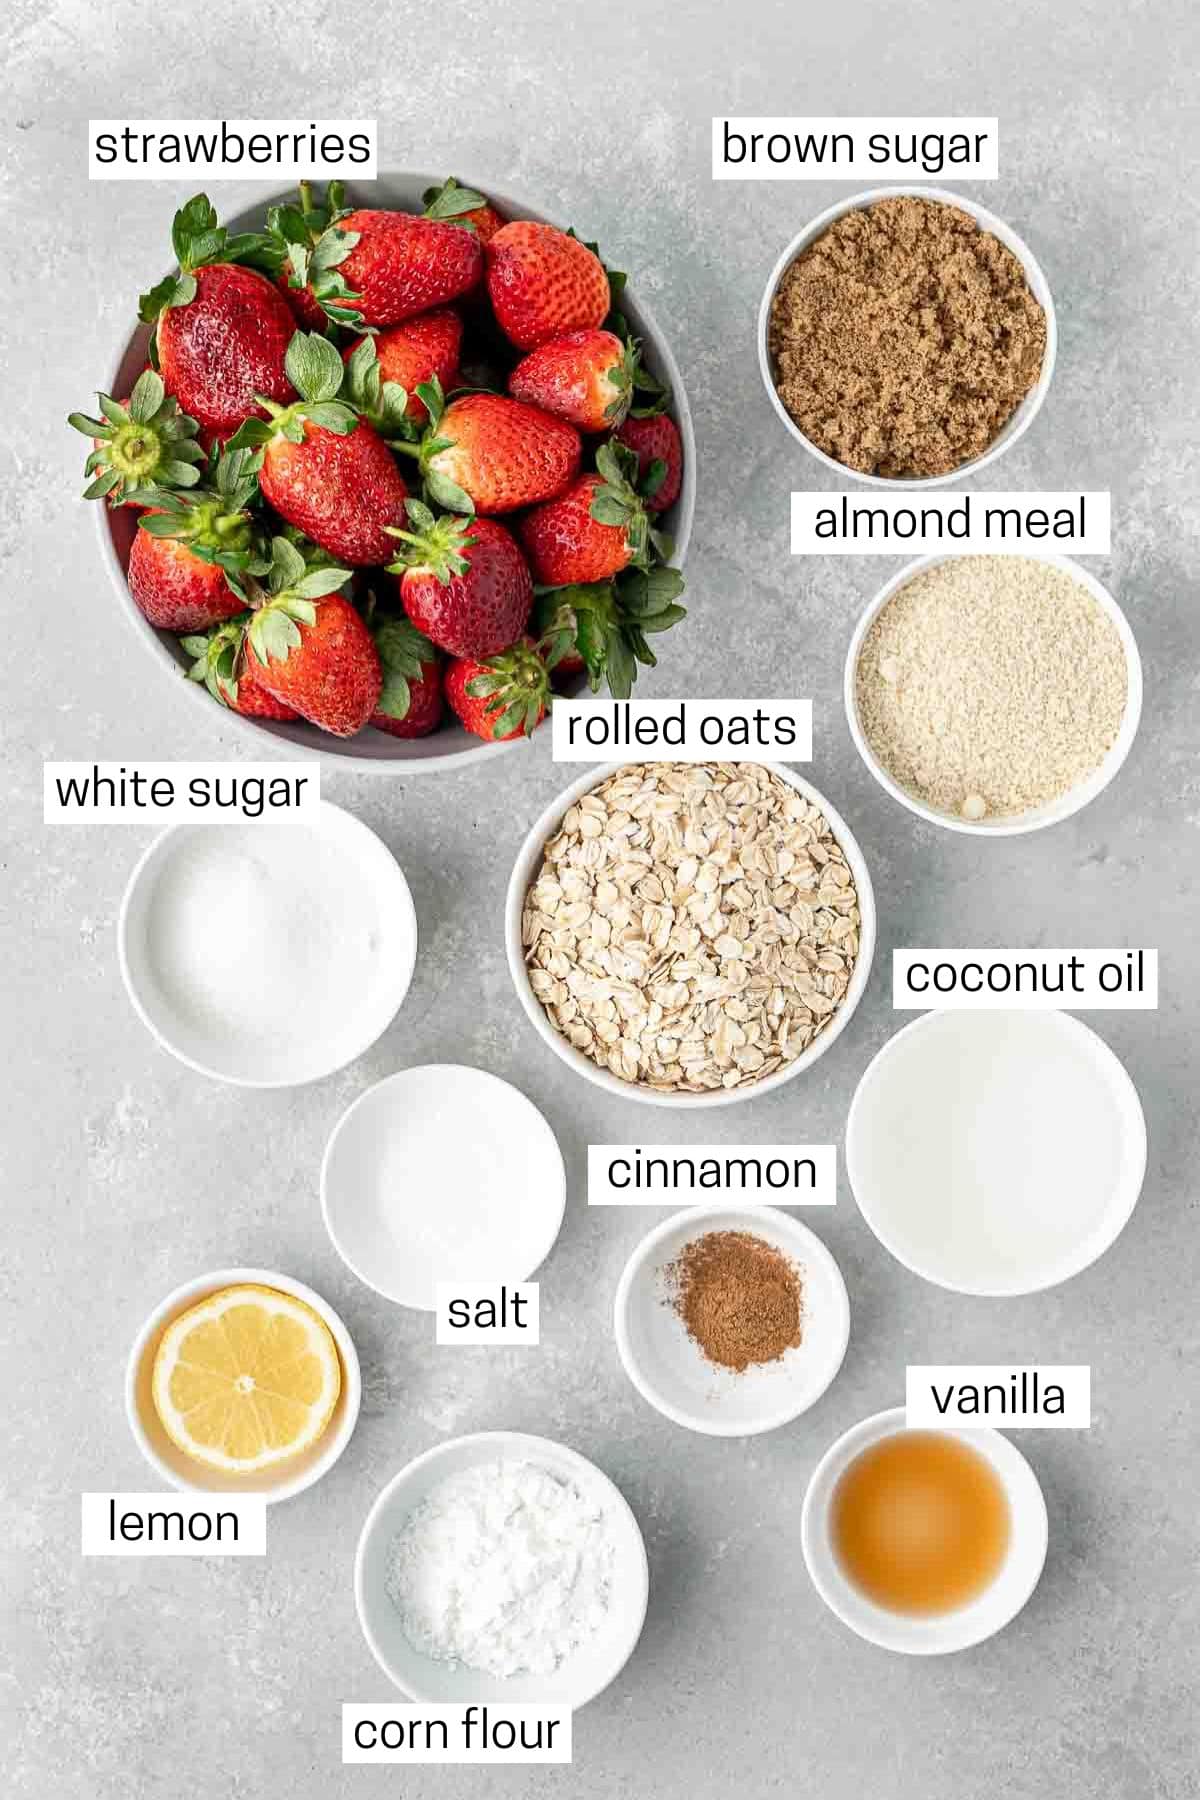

{"left": 151, "top": 1283, "right": 341, "bottom": 1473}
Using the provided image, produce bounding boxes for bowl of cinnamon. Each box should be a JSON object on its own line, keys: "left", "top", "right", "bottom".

{"left": 613, "top": 1204, "right": 850, "bottom": 1436}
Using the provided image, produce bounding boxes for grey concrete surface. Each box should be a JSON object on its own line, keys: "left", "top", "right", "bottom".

{"left": 3, "top": 2, "right": 1198, "bottom": 1795}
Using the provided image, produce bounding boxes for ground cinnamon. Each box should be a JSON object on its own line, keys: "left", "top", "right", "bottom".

{"left": 767, "top": 195, "right": 1046, "bottom": 478}
{"left": 667, "top": 1230, "right": 803, "bottom": 1372}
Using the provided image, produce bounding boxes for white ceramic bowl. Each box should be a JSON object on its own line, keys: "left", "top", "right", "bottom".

{"left": 321, "top": 1064, "right": 566, "bottom": 1309}
{"left": 757, "top": 185, "right": 1057, "bottom": 488}
{"left": 354, "top": 1431, "right": 649, "bottom": 1707}
{"left": 96, "top": 171, "right": 695, "bottom": 774}
{"left": 125, "top": 1266, "right": 361, "bottom": 1504}
{"left": 801, "top": 1407, "right": 1048, "bottom": 1654}
{"left": 845, "top": 1010, "right": 1147, "bottom": 1296}
{"left": 844, "top": 552, "right": 1143, "bottom": 836}
{"left": 505, "top": 761, "right": 876, "bottom": 1108}
{"left": 118, "top": 800, "right": 417, "bottom": 1086}
{"left": 613, "top": 1205, "right": 849, "bottom": 1436}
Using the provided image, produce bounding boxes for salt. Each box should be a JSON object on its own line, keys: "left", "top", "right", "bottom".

{"left": 385, "top": 1460, "right": 615, "bottom": 1679}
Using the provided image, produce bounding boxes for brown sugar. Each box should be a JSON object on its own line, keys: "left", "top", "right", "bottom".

{"left": 667, "top": 1230, "right": 804, "bottom": 1372}
{"left": 767, "top": 196, "right": 1046, "bottom": 479}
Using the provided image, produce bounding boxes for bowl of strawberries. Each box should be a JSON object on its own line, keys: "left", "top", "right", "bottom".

{"left": 74, "top": 173, "right": 694, "bottom": 768}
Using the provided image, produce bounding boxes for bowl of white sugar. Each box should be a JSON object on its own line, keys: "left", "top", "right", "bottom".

{"left": 355, "top": 1431, "right": 649, "bottom": 1709}
{"left": 845, "top": 553, "right": 1142, "bottom": 835}
{"left": 118, "top": 801, "right": 417, "bottom": 1085}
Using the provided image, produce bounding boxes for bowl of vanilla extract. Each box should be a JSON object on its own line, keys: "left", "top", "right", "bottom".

{"left": 800, "top": 1407, "right": 1048, "bottom": 1654}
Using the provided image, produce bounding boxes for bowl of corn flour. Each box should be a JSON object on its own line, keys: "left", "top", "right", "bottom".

{"left": 354, "top": 1432, "right": 649, "bottom": 1709}
{"left": 845, "top": 553, "right": 1142, "bottom": 835}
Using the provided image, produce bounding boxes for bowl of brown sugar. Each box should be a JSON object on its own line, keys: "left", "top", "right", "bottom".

{"left": 613, "top": 1205, "right": 850, "bottom": 1436}
{"left": 758, "top": 187, "right": 1056, "bottom": 486}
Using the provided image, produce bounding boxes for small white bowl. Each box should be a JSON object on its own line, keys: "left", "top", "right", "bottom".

{"left": 613, "top": 1205, "right": 849, "bottom": 1436}
{"left": 118, "top": 800, "right": 417, "bottom": 1085}
{"left": 505, "top": 762, "right": 876, "bottom": 1108}
{"left": 844, "top": 553, "right": 1143, "bottom": 836}
{"left": 125, "top": 1266, "right": 362, "bottom": 1504}
{"left": 801, "top": 1408, "right": 1048, "bottom": 1654}
{"left": 757, "top": 185, "right": 1057, "bottom": 488}
{"left": 321, "top": 1065, "right": 566, "bottom": 1309}
{"left": 845, "top": 1010, "right": 1147, "bottom": 1296}
{"left": 355, "top": 1431, "right": 649, "bottom": 1707}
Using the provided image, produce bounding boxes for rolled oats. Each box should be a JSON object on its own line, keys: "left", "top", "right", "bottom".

{"left": 522, "top": 764, "right": 862, "bottom": 1094}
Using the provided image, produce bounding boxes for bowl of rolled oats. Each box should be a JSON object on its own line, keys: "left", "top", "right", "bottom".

{"left": 506, "top": 762, "right": 875, "bottom": 1106}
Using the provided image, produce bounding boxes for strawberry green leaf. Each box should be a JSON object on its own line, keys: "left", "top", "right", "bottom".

{"left": 605, "top": 628, "right": 637, "bottom": 699}
{"left": 284, "top": 331, "right": 346, "bottom": 405}
{"left": 127, "top": 370, "right": 165, "bottom": 423}
{"left": 249, "top": 608, "right": 303, "bottom": 666}
{"left": 492, "top": 699, "right": 526, "bottom": 738}
{"left": 374, "top": 616, "right": 437, "bottom": 720}
{"left": 414, "top": 376, "right": 445, "bottom": 431}
{"left": 640, "top": 457, "right": 668, "bottom": 500}
{"left": 638, "top": 603, "right": 687, "bottom": 633}
{"left": 590, "top": 491, "right": 636, "bottom": 527}
{"left": 158, "top": 459, "right": 203, "bottom": 486}
{"left": 425, "top": 469, "right": 475, "bottom": 514}
{"left": 615, "top": 566, "right": 685, "bottom": 616}
{"left": 386, "top": 505, "right": 477, "bottom": 582}
{"left": 311, "top": 229, "right": 359, "bottom": 272}
{"left": 422, "top": 176, "right": 489, "bottom": 220}
{"left": 225, "top": 418, "right": 274, "bottom": 452}
{"left": 303, "top": 401, "right": 358, "bottom": 433}
{"left": 171, "top": 195, "right": 220, "bottom": 269}
{"left": 138, "top": 272, "right": 198, "bottom": 323}
{"left": 82, "top": 470, "right": 121, "bottom": 499}
{"left": 269, "top": 535, "right": 308, "bottom": 593}
{"left": 68, "top": 412, "right": 111, "bottom": 438}
{"left": 292, "top": 568, "right": 354, "bottom": 599}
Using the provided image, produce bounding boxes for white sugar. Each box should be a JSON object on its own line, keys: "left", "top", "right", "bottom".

{"left": 143, "top": 821, "right": 383, "bottom": 1054}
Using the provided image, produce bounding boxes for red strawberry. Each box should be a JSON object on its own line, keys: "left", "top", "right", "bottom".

{"left": 259, "top": 418, "right": 407, "bottom": 565}
{"left": 413, "top": 392, "right": 580, "bottom": 516}
{"left": 180, "top": 618, "right": 299, "bottom": 719}
{"left": 343, "top": 311, "right": 462, "bottom": 422}
{"left": 129, "top": 522, "right": 246, "bottom": 632}
{"left": 445, "top": 639, "right": 551, "bottom": 741}
{"left": 236, "top": 332, "right": 409, "bottom": 565}
{"left": 486, "top": 222, "right": 610, "bottom": 350}
{"left": 386, "top": 504, "right": 532, "bottom": 658}
{"left": 244, "top": 541, "right": 380, "bottom": 737}
{"left": 370, "top": 615, "right": 443, "bottom": 738}
{"left": 422, "top": 176, "right": 504, "bottom": 248}
{"left": 519, "top": 444, "right": 655, "bottom": 585}
{"left": 615, "top": 412, "right": 684, "bottom": 513}
{"left": 124, "top": 449, "right": 263, "bottom": 631}
{"left": 519, "top": 474, "right": 629, "bottom": 585}
{"left": 154, "top": 263, "right": 296, "bottom": 438}
{"left": 138, "top": 199, "right": 297, "bottom": 437}
{"left": 68, "top": 369, "right": 205, "bottom": 509}
{"left": 233, "top": 664, "right": 301, "bottom": 720}
{"left": 508, "top": 328, "right": 637, "bottom": 432}
{"left": 279, "top": 201, "right": 481, "bottom": 330}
